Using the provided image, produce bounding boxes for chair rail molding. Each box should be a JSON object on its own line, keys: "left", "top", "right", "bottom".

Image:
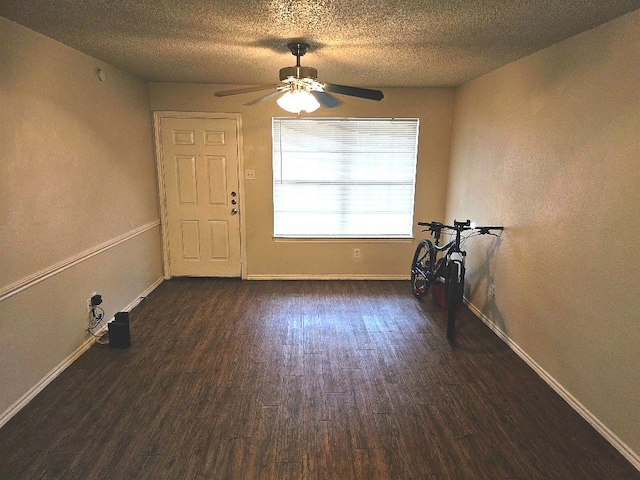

{"left": 0, "top": 220, "right": 160, "bottom": 303}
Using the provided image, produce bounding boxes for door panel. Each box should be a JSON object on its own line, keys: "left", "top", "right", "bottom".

{"left": 209, "top": 220, "right": 229, "bottom": 259}
{"left": 158, "top": 116, "right": 241, "bottom": 277}
{"left": 176, "top": 156, "right": 197, "bottom": 204}
{"left": 206, "top": 156, "right": 227, "bottom": 205}
{"left": 180, "top": 220, "right": 201, "bottom": 260}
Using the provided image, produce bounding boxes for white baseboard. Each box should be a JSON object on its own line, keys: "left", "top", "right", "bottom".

{"left": 465, "top": 300, "right": 640, "bottom": 472}
{"left": 0, "top": 334, "right": 96, "bottom": 429}
{"left": 121, "top": 276, "right": 164, "bottom": 313}
{"left": 246, "top": 274, "right": 410, "bottom": 280}
{"left": 0, "top": 276, "right": 164, "bottom": 430}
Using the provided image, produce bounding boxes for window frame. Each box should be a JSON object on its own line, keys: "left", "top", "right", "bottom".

{"left": 272, "top": 117, "right": 420, "bottom": 239}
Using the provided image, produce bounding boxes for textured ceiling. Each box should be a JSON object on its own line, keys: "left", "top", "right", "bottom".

{"left": 2, "top": 0, "right": 639, "bottom": 87}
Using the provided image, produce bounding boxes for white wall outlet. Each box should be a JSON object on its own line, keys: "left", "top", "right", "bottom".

{"left": 245, "top": 169, "right": 256, "bottom": 180}
{"left": 87, "top": 292, "right": 97, "bottom": 312}
{"left": 352, "top": 248, "right": 361, "bottom": 258}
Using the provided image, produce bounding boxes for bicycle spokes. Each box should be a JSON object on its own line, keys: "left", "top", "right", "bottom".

{"left": 411, "top": 240, "right": 434, "bottom": 298}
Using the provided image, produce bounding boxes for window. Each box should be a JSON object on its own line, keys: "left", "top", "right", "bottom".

{"left": 272, "top": 117, "right": 419, "bottom": 238}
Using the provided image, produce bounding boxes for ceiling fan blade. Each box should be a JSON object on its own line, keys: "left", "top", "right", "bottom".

{"left": 244, "top": 89, "right": 284, "bottom": 106}
{"left": 323, "top": 83, "right": 384, "bottom": 101}
{"left": 310, "top": 91, "right": 343, "bottom": 108}
{"left": 214, "top": 84, "right": 279, "bottom": 97}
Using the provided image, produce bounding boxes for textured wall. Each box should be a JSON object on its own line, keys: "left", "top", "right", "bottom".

{"left": 447, "top": 10, "right": 640, "bottom": 459}
{"left": 149, "top": 85, "right": 454, "bottom": 278}
{"left": 0, "top": 18, "right": 163, "bottom": 419}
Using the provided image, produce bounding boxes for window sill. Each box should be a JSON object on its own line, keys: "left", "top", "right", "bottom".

{"left": 273, "top": 237, "right": 414, "bottom": 243}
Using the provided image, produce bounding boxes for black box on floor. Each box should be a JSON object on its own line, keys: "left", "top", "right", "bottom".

{"left": 108, "top": 311, "right": 130, "bottom": 349}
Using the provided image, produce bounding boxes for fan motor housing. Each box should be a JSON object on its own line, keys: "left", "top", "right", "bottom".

{"left": 280, "top": 66, "right": 318, "bottom": 81}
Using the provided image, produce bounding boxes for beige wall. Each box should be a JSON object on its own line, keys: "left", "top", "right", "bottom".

{"left": 447, "top": 10, "right": 640, "bottom": 460}
{"left": 0, "top": 18, "right": 163, "bottom": 420}
{"left": 149, "top": 85, "right": 454, "bottom": 278}
{"left": 4, "top": 5, "right": 638, "bottom": 468}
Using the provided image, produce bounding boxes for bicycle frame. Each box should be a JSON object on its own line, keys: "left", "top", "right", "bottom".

{"left": 411, "top": 219, "right": 503, "bottom": 340}
{"left": 417, "top": 220, "right": 468, "bottom": 284}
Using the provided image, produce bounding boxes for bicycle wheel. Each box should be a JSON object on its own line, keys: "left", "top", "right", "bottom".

{"left": 411, "top": 240, "right": 434, "bottom": 298}
{"left": 446, "top": 261, "right": 462, "bottom": 340}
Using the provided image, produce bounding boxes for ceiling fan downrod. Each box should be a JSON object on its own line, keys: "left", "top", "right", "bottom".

{"left": 288, "top": 42, "right": 308, "bottom": 65}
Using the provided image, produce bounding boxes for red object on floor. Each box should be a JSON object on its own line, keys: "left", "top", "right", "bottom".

{"left": 431, "top": 282, "right": 448, "bottom": 308}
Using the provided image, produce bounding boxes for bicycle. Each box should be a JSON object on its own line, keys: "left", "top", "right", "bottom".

{"left": 411, "top": 219, "right": 503, "bottom": 340}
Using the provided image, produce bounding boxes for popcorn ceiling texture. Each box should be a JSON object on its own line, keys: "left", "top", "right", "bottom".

{"left": 1, "top": 0, "right": 639, "bottom": 86}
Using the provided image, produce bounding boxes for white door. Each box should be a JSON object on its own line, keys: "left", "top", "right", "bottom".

{"left": 157, "top": 115, "right": 242, "bottom": 277}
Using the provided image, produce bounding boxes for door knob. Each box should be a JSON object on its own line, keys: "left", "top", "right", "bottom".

{"left": 231, "top": 208, "right": 238, "bottom": 215}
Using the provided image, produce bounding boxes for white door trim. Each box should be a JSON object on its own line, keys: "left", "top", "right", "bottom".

{"left": 153, "top": 111, "right": 247, "bottom": 279}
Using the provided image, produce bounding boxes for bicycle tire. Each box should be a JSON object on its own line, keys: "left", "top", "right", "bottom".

{"left": 446, "top": 261, "right": 461, "bottom": 340}
{"left": 411, "top": 240, "right": 434, "bottom": 298}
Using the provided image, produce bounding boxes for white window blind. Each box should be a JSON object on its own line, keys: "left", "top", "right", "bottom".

{"left": 272, "top": 117, "right": 419, "bottom": 238}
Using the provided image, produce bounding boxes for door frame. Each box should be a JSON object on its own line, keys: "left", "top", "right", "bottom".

{"left": 153, "top": 111, "right": 247, "bottom": 280}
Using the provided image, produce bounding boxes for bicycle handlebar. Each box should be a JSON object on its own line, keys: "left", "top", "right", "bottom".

{"left": 417, "top": 220, "right": 504, "bottom": 234}
{"left": 417, "top": 221, "right": 443, "bottom": 228}
{"left": 477, "top": 226, "right": 504, "bottom": 234}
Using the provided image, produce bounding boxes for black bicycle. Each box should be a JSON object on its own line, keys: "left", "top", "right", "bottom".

{"left": 411, "top": 219, "right": 503, "bottom": 340}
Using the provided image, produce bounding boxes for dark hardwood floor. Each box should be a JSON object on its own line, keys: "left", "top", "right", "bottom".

{"left": 0, "top": 279, "right": 638, "bottom": 479}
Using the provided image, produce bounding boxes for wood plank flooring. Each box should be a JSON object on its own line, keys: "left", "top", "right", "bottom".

{"left": 0, "top": 279, "right": 638, "bottom": 479}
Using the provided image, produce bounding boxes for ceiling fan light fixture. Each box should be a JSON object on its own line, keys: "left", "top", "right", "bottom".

{"left": 277, "top": 89, "right": 320, "bottom": 114}
{"left": 214, "top": 40, "right": 383, "bottom": 109}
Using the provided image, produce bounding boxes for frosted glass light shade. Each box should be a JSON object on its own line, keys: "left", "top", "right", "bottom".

{"left": 277, "top": 90, "right": 320, "bottom": 114}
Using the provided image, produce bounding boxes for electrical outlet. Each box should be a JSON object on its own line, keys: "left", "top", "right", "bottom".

{"left": 488, "top": 283, "right": 495, "bottom": 299}
{"left": 245, "top": 169, "right": 256, "bottom": 180}
{"left": 87, "top": 292, "right": 102, "bottom": 312}
{"left": 87, "top": 293, "right": 96, "bottom": 312}
{"left": 352, "top": 248, "right": 361, "bottom": 258}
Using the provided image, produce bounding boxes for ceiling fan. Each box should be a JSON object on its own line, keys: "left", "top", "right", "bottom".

{"left": 214, "top": 42, "right": 384, "bottom": 114}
